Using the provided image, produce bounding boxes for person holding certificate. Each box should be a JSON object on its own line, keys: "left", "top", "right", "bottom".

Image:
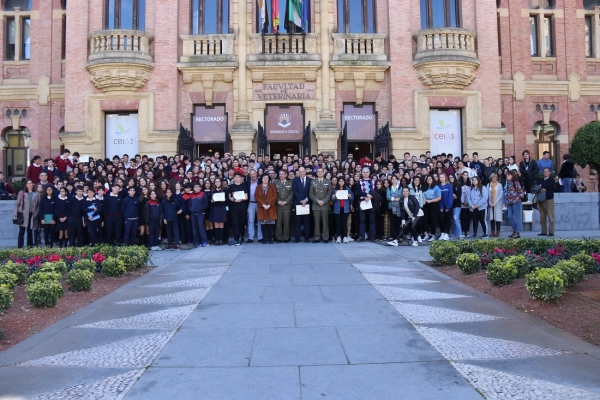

{"left": 331, "top": 177, "right": 353, "bottom": 243}
{"left": 209, "top": 177, "right": 228, "bottom": 245}
{"left": 353, "top": 167, "right": 378, "bottom": 242}
{"left": 227, "top": 172, "right": 249, "bottom": 246}
{"left": 292, "top": 167, "right": 312, "bottom": 243}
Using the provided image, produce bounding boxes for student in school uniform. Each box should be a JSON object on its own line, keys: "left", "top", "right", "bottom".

{"left": 145, "top": 189, "right": 162, "bottom": 251}
{"left": 180, "top": 183, "right": 194, "bottom": 245}
{"left": 67, "top": 186, "right": 85, "bottom": 247}
{"left": 83, "top": 187, "right": 102, "bottom": 245}
{"left": 121, "top": 186, "right": 140, "bottom": 245}
{"left": 95, "top": 188, "right": 105, "bottom": 243}
{"left": 162, "top": 188, "right": 182, "bottom": 250}
{"left": 39, "top": 186, "right": 56, "bottom": 248}
{"left": 188, "top": 182, "right": 210, "bottom": 248}
{"left": 103, "top": 184, "right": 123, "bottom": 245}
{"left": 54, "top": 187, "right": 70, "bottom": 248}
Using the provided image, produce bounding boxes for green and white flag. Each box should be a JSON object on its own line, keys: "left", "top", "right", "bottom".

{"left": 288, "top": 0, "right": 302, "bottom": 28}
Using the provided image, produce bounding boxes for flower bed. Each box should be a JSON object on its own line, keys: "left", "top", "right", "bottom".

{"left": 430, "top": 239, "right": 600, "bottom": 303}
{"left": 0, "top": 246, "right": 150, "bottom": 327}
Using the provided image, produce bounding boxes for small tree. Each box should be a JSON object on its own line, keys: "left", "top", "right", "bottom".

{"left": 570, "top": 121, "right": 600, "bottom": 173}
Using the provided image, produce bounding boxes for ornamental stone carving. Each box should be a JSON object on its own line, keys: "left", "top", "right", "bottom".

{"left": 87, "top": 64, "right": 153, "bottom": 92}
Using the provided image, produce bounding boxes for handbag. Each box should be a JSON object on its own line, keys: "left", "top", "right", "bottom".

{"left": 13, "top": 192, "right": 24, "bottom": 225}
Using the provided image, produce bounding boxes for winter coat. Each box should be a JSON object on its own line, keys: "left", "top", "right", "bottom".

{"left": 14, "top": 191, "right": 40, "bottom": 229}
{"left": 467, "top": 186, "right": 489, "bottom": 211}
{"left": 255, "top": 183, "right": 278, "bottom": 221}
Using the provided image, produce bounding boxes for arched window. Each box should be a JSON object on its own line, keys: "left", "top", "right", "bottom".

{"left": 420, "top": 0, "right": 461, "bottom": 29}
{"left": 4, "top": 127, "right": 30, "bottom": 177}
{"left": 338, "top": 0, "right": 375, "bottom": 33}
{"left": 533, "top": 121, "right": 559, "bottom": 167}
{"left": 105, "top": 0, "right": 145, "bottom": 30}
{"left": 192, "top": 0, "right": 229, "bottom": 34}
{"left": 3, "top": 0, "right": 31, "bottom": 11}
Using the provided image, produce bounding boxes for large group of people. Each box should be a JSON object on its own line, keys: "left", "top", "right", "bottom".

{"left": 8, "top": 147, "right": 582, "bottom": 249}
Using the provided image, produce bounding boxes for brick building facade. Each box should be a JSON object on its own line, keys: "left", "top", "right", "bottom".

{"left": 0, "top": 0, "right": 596, "bottom": 188}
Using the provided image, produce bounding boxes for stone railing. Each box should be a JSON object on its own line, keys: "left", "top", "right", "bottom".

{"left": 180, "top": 34, "right": 236, "bottom": 63}
{"left": 248, "top": 33, "right": 319, "bottom": 62}
{"left": 413, "top": 28, "right": 477, "bottom": 64}
{"left": 88, "top": 29, "right": 154, "bottom": 65}
{"left": 331, "top": 33, "right": 388, "bottom": 62}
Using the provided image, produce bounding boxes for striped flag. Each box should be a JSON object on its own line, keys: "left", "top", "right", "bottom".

{"left": 288, "top": 0, "right": 302, "bottom": 29}
{"left": 272, "top": 0, "right": 279, "bottom": 32}
{"left": 301, "top": 0, "right": 308, "bottom": 32}
{"left": 257, "top": 0, "right": 269, "bottom": 33}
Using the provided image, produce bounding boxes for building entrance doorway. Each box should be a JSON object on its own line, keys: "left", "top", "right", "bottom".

{"left": 269, "top": 142, "right": 300, "bottom": 159}
{"left": 347, "top": 141, "right": 372, "bottom": 160}
{"left": 196, "top": 143, "right": 225, "bottom": 158}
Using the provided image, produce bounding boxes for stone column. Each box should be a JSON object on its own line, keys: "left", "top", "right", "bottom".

{"left": 230, "top": 0, "right": 255, "bottom": 155}
{"left": 313, "top": 0, "right": 339, "bottom": 156}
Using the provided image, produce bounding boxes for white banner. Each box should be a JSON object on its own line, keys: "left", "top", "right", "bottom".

{"left": 429, "top": 109, "right": 461, "bottom": 157}
{"left": 106, "top": 114, "right": 139, "bottom": 158}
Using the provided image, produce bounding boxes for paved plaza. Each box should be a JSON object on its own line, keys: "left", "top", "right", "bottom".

{"left": 1, "top": 242, "right": 600, "bottom": 399}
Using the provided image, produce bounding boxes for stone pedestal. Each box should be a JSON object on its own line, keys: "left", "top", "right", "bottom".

{"left": 230, "top": 119, "right": 255, "bottom": 156}
{"left": 314, "top": 118, "right": 340, "bottom": 157}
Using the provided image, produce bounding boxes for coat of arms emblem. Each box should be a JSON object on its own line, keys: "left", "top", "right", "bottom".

{"left": 278, "top": 113, "right": 291, "bottom": 128}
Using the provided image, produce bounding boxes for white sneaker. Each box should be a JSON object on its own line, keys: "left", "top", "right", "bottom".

{"left": 459, "top": 233, "right": 465, "bottom": 239}
{"left": 347, "top": 236, "right": 354, "bottom": 242}
{"left": 441, "top": 233, "right": 449, "bottom": 241}
{"left": 427, "top": 235, "right": 435, "bottom": 242}
{"left": 343, "top": 237, "right": 349, "bottom": 243}
{"left": 387, "top": 240, "right": 398, "bottom": 246}
{"left": 412, "top": 241, "right": 419, "bottom": 247}
{"left": 336, "top": 237, "right": 341, "bottom": 244}
{"left": 417, "top": 235, "right": 423, "bottom": 243}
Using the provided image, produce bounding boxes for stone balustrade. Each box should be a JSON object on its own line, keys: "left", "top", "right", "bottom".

{"left": 331, "top": 33, "right": 388, "bottom": 62}
{"left": 248, "top": 33, "right": 319, "bottom": 63}
{"left": 88, "top": 29, "right": 154, "bottom": 65}
{"left": 412, "top": 28, "right": 479, "bottom": 89}
{"left": 180, "top": 34, "right": 236, "bottom": 63}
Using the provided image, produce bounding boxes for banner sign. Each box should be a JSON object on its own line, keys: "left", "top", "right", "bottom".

{"left": 253, "top": 82, "right": 315, "bottom": 101}
{"left": 429, "top": 109, "right": 462, "bottom": 157}
{"left": 342, "top": 104, "right": 376, "bottom": 140}
{"left": 105, "top": 114, "right": 139, "bottom": 158}
{"left": 265, "top": 105, "right": 303, "bottom": 141}
{"left": 193, "top": 105, "right": 227, "bottom": 142}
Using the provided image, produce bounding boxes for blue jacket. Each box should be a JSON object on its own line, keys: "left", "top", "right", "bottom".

{"left": 438, "top": 183, "right": 454, "bottom": 210}
{"left": 161, "top": 197, "right": 181, "bottom": 222}
{"left": 331, "top": 188, "right": 353, "bottom": 214}
{"left": 121, "top": 195, "right": 140, "bottom": 219}
{"left": 103, "top": 194, "right": 122, "bottom": 217}
{"left": 467, "top": 186, "right": 489, "bottom": 211}
{"left": 82, "top": 197, "right": 102, "bottom": 220}
{"left": 188, "top": 192, "right": 210, "bottom": 214}
{"left": 38, "top": 196, "right": 56, "bottom": 221}
{"left": 54, "top": 195, "right": 69, "bottom": 218}
{"left": 67, "top": 196, "right": 85, "bottom": 218}
{"left": 292, "top": 176, "right": 312, "bottom": 205}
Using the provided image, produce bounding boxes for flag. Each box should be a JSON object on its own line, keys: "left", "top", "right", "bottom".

{"left": 301, "top": 0, "right": 308, "bottom": 32}
{"left": 272, "top": 0, "right": 279, "bottom": 32}
{"left": 258, "top": 0, "right": 269, "bottom": 33}
{"left": 287, "top": 0, "right": 302, "bottom": 29}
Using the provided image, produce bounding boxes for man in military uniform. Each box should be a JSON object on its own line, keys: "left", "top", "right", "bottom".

{"left": 274, "top": 169, "right": 293, "bottom": 243}
{"left": 309, "top": 167, "right": 331, "bottom": 243}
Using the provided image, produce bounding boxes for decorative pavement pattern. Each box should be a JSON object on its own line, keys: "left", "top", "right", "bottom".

{"left": 362, "top": 273, "right": 439, "bottom": 285}
{"left": 390, "top": 302, "right": 508, "bottom": 324}
{"left": 141, "top": 275, "right": 221, "bottom": 288}
{"left": 12, "top": 257, "right": 231, "bottom": 398}
{"left": 114, "top": 288, "right": 210, "bottom": 305}
{"left": 373, "top": 285, "right": 470, "bottom": 301}
{"left": 451, "top": 362, "right": 600, "bottom": 400}
{"left": 13, "top": 331, "right": 176, "bottom": 367}
{"left": 352, "top": 264, "right": 421, "bottom": 273}
{"left": 33, "top": 369, "right": 146, "bottom": 400}
{"left": 74, "top": 305, "right": 197, "bottom": 330}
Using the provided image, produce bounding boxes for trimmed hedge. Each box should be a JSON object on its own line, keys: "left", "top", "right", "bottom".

{"left": 0, "top": 284, "right": 13, "bottom": 310}
{"left": 102, "top": 257, "right": 126, "bottom": 277}
{"left": 571, "top": 252, "right": 597, "bottom": 275}
{"left": 28, "top": 272, "right": 62, "bottom": 285}
{"left": 505, "top": 255, "right": 531, "bottom": 278}
{"left": 526, "top": 268, "right": 564, "bottom": 302}
{"left": 486, "top": 260, "right": 519, "bottom": 286}
{"left": 429, "top": 242, "right": 460, "bottom": 265}
{"left": 26, "top": 280, "right": 64, "bottom": 307}
{"left": 66, "top": 269, "right": 94, "bottom": 292}
{"left": 552, "top": 260, "right": 585, "bottom": 287}
{"left": 456, "top": 253, "right": 481, "bottom": 274}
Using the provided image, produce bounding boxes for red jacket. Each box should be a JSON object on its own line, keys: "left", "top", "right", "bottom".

{"left": 26, "top": 164, "right": 43, "bottom": 183}
{"left": 54, "top": 156, "right": 74, "bottom": 173}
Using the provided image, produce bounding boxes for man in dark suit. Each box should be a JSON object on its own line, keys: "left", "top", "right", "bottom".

{"left": 292, "top": 166, "right": 312, "bottom": 242}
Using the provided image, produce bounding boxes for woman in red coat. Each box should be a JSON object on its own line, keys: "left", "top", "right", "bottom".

{"left": 255, "top": 174, "right": 277, "bottom": 244}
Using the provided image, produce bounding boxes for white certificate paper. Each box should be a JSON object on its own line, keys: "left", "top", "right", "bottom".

{"left": 336, "top": 190, "right": 349, "bottom": 200}
{"left": 212, "top": 192, "right": 225, "bottom": 202}
{"left": 360, "top": 199, "right": 373, "bottom": 210}
{"left": 296, "top": 205, "right": 310, "bottom": 215}
{"left": 233, "top": 191, "right": 246, "bottom": 200}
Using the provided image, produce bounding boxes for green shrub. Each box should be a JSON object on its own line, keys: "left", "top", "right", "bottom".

{"left": 26, "top": 280, "right": 64, "bottom": 307}
{"left": 72, "top": 259, "right": 95, "bottom": 273}
{"left": 0, "top": 249, "right": 13, "bottom": 263}
{"left": 28, "top": 271, "right": 62, "bottom": 285}
{"left": 455, "top": 240, "right": 476, "bottom": 255}
{"left": 456, "top": 253, "right": 481, "bottom": 274}
{"left": 117, "top": 255, "right": 139, "bottom": 271}
{"left": 66, "top": 269, "right": 94, "bottom": 292}
{"left": 486, "top": 260, "right": 518, "bottom": 286}
{"left": 39, "top": 261, "right": 68, "bottom": 276}
{"left": 526, "top": 268, "right": 565, "bottom": 302}
{"left": 0, "top": 270, "right": 18, "bottom": 289}
{"left": 0, "top": 284, "right": 13, "bottom": 310}
{"left": 571, "top": 252, "right": 597, "bottom": 275}
{"left": 429, "top": 242, "right": 460, "bottom": 265}
{"left": 553, "top": 260, "right": 585, "bottom": 287}
{"left": 1, "top": 261, "right": 28, "bottom": 284}
{"left": 116, "top": 247, "right": 149, "bottom": 269}
{"left": 102, "top": 257, "right": 126, "bottom": 277}
{"left": 504, "top": 255, "right": 531, "bottom": 278}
